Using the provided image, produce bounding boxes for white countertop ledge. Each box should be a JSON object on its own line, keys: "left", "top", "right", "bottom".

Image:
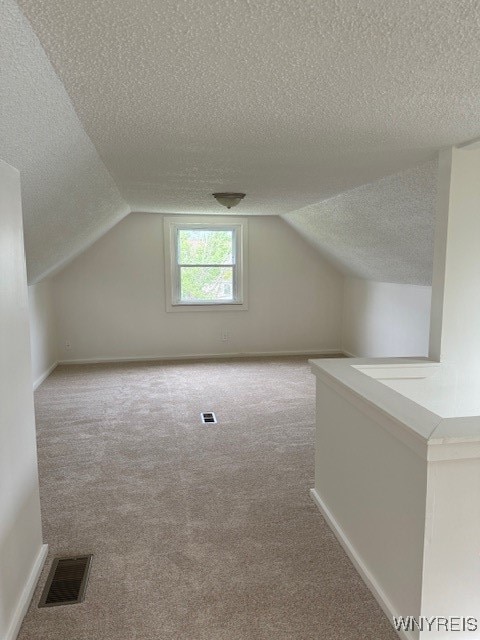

{"left": 309, "top": 357, "right": 480, "bottom": 461}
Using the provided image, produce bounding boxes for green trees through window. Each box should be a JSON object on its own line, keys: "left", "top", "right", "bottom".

{"left": 165, "top": 217, "right": 246, "bottom": 310}
{"left": 177, "top": 229, "right": 235, "bottom": 302}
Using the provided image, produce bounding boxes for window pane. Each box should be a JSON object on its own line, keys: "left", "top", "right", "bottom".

{"left": 180, "top": 266, "right": 234, "bottom": 302}
{"left": 178, "top": 229, "right": 233, "bottom": 265}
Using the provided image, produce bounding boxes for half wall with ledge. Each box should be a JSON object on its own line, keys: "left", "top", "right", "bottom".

{"left": 310, "top": 356, "right": 480, "bottom": 640}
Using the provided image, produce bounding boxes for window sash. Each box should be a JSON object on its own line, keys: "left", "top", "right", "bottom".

{"left": 178, "top": 265, "right": 235, "bottom": 303}
{"left": 177, "top": 263, "right": 235, "bottom": 267}
{"left": 177, "top": 228, "right": 235, "bottom": 266}
{"left": 171, "top": 224, "right": 243, "bottom": 306}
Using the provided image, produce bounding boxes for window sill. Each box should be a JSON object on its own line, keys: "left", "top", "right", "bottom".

{"left": 166, "top": 301, "right": 248, "bottom": 313}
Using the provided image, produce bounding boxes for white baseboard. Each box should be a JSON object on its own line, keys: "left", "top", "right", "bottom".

{"left": 58, "top": 348, "right": 344, "bottom": 365}
{"left": 341, "top": 349, "right": 358, "bottom": 358}
{"left": 6, "top": 543, "right": 48, "bottom": 640}
{"left": 309, "top": 489, "right": 411, "bottom": 640}
{"left": 33, "top": 361, "right": 58, "bottom": 390}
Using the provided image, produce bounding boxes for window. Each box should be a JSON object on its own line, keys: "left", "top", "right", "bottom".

{"left": 164, "top": 217, "right": 248, "bottom": 311}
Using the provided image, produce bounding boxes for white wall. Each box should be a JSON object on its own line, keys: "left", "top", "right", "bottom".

{"left": 0, "top": 160, "right": 45, "bottom": 640}
{"left": 28, "top": 279, "right": 57, "bottom": 388}
{"left": 342, "top": 277, "right": 431, "bottom": 358}
{"left": 52, "top": 213, "right": 344, "bottom": 361}
{"left": 430, "top": 146, "right": 480, "bottom": 367}
{"left": 312, "top": 372, "right": 427, "bottom": 628}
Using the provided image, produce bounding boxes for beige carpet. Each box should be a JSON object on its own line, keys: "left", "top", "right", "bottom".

{"left": 18, "top": 357, "right": 397, "bottom": 639}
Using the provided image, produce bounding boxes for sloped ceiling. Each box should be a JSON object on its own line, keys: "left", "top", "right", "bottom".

{"left": 1, "top": 0, "right": 129, "bottom": 283}
{"left": 283, "top": 160, "right": 437, "bottom": 286}
{"left": 3, "top": 0, "right": 480, "bottom": 283}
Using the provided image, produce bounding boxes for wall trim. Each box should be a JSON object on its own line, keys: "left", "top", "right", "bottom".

{"left": 58, "top": 348, "right": 344, "bottom": 365}
{"left": 6, "top": 543, "right": 48, "bottom": 640}
{"left": 33, "top": 361, "right": 58, "bottom": 390}
{"left": 309, "top": 489, "right": 411, "bottom": 640}
{"left": 342, "top": 349, "right": 357, "bottom": 357}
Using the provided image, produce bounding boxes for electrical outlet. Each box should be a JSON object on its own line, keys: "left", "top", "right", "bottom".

{"left": 221, "top": 329, "right": 229, "bottom": 342}
{"left": 65, "top": 341, "right": 71, "bottom": 350}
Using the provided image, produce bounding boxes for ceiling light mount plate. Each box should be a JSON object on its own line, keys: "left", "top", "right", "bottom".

{"left": 212, "top": 192, "right": 246, "bottom": 209}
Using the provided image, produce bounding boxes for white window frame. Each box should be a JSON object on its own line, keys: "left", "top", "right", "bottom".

{"left": 164, "top": 216, "right": 248, "bottom": 312}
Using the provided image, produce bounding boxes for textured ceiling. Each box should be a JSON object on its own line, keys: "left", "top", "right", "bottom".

{"left": 16, "top": 0, "right": 480, "bottom": 217}
{"left": 1, "top": 0, "right": 129, "bottom": 283}
{"left": 4, "top": 0, "right": 480, "bottom": 283}
{"left": 283, "top": 160, "right": 437, "bottom": 285}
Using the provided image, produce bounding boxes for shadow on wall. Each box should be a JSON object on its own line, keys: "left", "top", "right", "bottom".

{"left": 0, "top": 480, "right": 43, "bottom": 639}
{"left": 342, "top": 277, "right": 432, "bottom": 358}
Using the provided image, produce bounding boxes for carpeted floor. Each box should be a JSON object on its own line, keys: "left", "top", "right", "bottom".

{"left": 18, "top": 357, "right": 397, "bottom": 639}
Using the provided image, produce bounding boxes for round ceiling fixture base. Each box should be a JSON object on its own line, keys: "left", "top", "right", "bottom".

{"left": 212, "top": 192, "right": 246, "bottom": 209}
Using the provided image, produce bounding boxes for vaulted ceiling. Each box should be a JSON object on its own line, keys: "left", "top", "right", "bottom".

{"left": 1, "top": 0, "right": 129, "bottom": 283}
{"left": 2, "top": 0, "right": 480, "bottom": 284}
{"left": 284, "top": 160, "right": 437, "bottom": 285}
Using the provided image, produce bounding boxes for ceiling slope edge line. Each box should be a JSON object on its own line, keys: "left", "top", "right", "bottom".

{"left": 16, "top": 0, "right": 128, "bottom": 206}
{"left": 29, "top": 203, "right": 131, "bottom": 285}
{"left": 280, "top": 212, "right": 434, "bottom": 287}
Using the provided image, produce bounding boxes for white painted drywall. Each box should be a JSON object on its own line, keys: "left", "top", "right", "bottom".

{"left": 311, "top": 357, "right": 480, "bottom": 637}
{"left": 52, "top": 214, "right": 344, "bottom": 361}
{"left": 0, "top": 160, "right": 44, "bottom": 640}
{"left": 28, "top": 280, "right": 57, "bottom": 388}
{"left": 421, "top": 457, "right": 480, "bottom": 628}
{"left": 312, "top": 372, "right": 427, "bottom": 626}
{"left": 342, "top": 277, "right": 431, "bottom": 358}
{"left": 429, "top": 145, "right": 480, "bottom": 367}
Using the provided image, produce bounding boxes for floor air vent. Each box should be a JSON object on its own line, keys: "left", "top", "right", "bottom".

{"left": 201, "top": 412, "right": 217, "bottom": 424}
{"left": 39, "top": 555, "right": 92, "bottom": 608}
